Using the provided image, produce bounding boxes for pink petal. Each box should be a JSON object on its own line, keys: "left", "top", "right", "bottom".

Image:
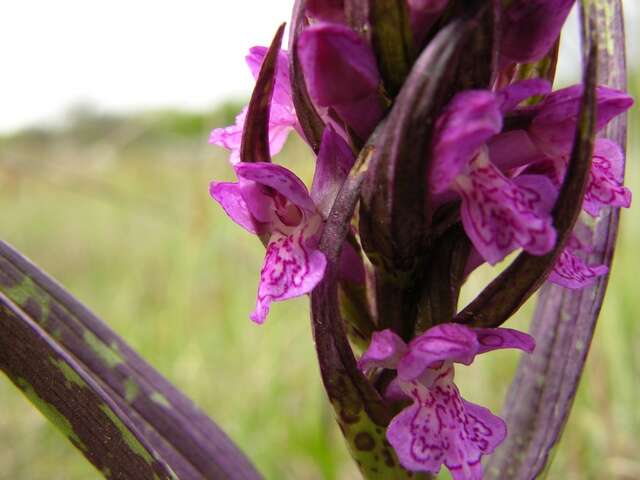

{"left": 358, "top": 329, "right": 408, "bottom": 372}
{"left": 583, "top": 139, "right": 632, "bottom": 216}
{"left": 496, "top": 78, "right": 551, "bottom": 113}
{"left": 473, "top": 328, "right": 535, "bottom": 355}
{"left": 235, "top": 162, "right": 317, "bottom": 213}
{"left": 431, "top": 91, "right": 503, "bottom": 193}
{"left": 548, "top": 249, "right": 609, "bottom": 289}
{"left": 333, "top": 91, "right": 384, "bottom": 142}
{"left": 209, "top": 181, "right": 264, "bottom": 234}
{"left": 209, "top": 108, "right": 247, "bottom": 165}
{"left": 500, "top": 0, "right": 575, "bottom": 67}
{"left": 245, "top": 46, "right": 292, "bottom": 106}
{"left": 388, "top": 366, "right": 506, "bottom": 476}
{"left": 398, "top": 324, "right": 479, "bottom": 380}
{"left": 456, "top": 155, "right": 557, "bottom": 265}
{"left": 209, "top": 103, "right": 296, "bottom": 164}
{"left": 530, "top": 85, "right": 634, "bottom": 157}
{"left": 311, "top": 126, "right": 356, "bottom": 216}
{"left": 251, "top": 224, "right": 327, "bottom": 323}
{"left": 298, "top": 22, "right": 380, "bottom": 106}
{"left": 488, "top": 130, "right": 545, "bottom": 172}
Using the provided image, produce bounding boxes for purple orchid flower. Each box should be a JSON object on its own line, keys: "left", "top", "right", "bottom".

{"left": 209, "top": 126, "right": 358, "bottom": 323}
{"left": 432, "top": 79, "right": 633, "bottom": 288}
{"left": 430, "top": 80, "right": 558, "bottom": 265}
{"left": 359, "top": 324, "right": 535, "bottom": 478}
{"left": 210, "top": 162, "right": 326, "bottom": 323}
{"left": 209, "top": 47, "right": 298, "bottom": 164}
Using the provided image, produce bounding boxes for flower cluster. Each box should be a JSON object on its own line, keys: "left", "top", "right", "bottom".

{"left": 208, "top": 0, "right": 633, "bottom": 478}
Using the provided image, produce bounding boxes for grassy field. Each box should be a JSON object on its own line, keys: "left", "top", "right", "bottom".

{"left": 0, "top": 74, "right": 638, "bottom": 480}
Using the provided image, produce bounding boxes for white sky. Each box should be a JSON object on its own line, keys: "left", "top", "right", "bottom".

{"left": 0, "top": 1, "right": 637, "bottom": 133}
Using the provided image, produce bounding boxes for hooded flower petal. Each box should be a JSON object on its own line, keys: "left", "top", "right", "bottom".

{"left": 500, "top": 0, "right": 575, "bottom": 67}
{"left": 298, "top": 22, "right": 380, "bottom": 106}
{"left": 235, "top": 162, "right": 317, "bottom": 214}
{"left": 387, "top": 365, "right": 506, "bottom": 477}
{"left": 455, "top": 153, "right": 557, "bottom": 265}
{"left": 398, "top": 324, "right": 479, "bottom": 380}
{"left": 298, "top": 22, "right": 384, "bottom": 139}
{"left": 431, "top": 91, "right": 503, "bottom": 193}
{"left": 583, "top": 139, "right": 632, "bottom": 216}
{"left": 251, "top": 223, "right": 327, "bottom": 323}
{"left": 311, "top": 126, "right": 356, "bottom": 216}
{"left": 358, "top": 329, "right": 408, "bottom": 371}
{"left": 548, "top": 248, "right": 608, "bottom": 289}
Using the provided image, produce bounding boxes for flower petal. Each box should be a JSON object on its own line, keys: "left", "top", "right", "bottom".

{"left": 209, "top": 104, "right": 296, "bottom": 164}
{"left": 209, "top": 181, "right": 264, "bottom": 234}
{"left": 245, "top": 46, "right": 292, "bottom": 106}
{"left": 398, "top": 324, "right": 479, "bottom": 380}
{"left": 500, "top": 0, "right": 575, "bottom": 67}
{"left": 298, "top": 22, "right": 381, "bottom": 106}
{"left": 473, "top": 328, "right": 535, "bottom": 355}
{"left": 456, "top": 155, "right": 557, "bottom": 264}
{"left": 358, "top": 329, "right": 408, "bottom": 372}
{"left": 311, "top": 126, "right": 356, "bottom": 216}
{"left": 235, "top": 162, "right": 317, "bottom": 213}
{"left": 530, "top": 85, "right": 634, "bottom": 156}
{"left": 583, "top": 139, "right": 632, "bottom": 216}
{"left": 388, "top": 366, "right": 506, "bottom": 476}
{"left": 488, "top": 130, "right": 544, "bottom": 172}
{"left": 251, "top": 225, "right": 327, "bottom": 323}
{"left": 548, "top": 248, "right": 608, "bottom": 289}
{"left": 209, "top": 107, "right": 247, "bottom": 165}
{"left": 431, "top": 91, "right": 503, "bottom": 193}
{"left": 496, "top": 78, "right": 551, "bottom": 113}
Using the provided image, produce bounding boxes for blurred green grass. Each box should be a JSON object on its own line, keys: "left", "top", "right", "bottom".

{"left": 0, "top": 74, "right": 638, "bottom": 480}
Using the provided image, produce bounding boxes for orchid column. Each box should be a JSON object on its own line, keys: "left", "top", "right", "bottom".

{"left": 209, "top": 1, "right": 633, "bottom": 479}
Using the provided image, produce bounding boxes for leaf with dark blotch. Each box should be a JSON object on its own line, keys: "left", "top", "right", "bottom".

{"left": 0, "top": 294, "right": 175, "bottom": 480}
{"left": 0, "top": 241, "right": 262, "bottom": 480}
{"left": 486, "top": 1, "right": 628, "bottom": 478}
{"left": 240, "top": 23, "right": 286, "bottom": 163}
{"left": 454, "top": 24, "right": 599, "bottom": 329}
{"left": 369, "top": 0, "right": 415, "bottom": 97}
{"left": 290, "top": 0, "right": 325, "bottom": 153}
